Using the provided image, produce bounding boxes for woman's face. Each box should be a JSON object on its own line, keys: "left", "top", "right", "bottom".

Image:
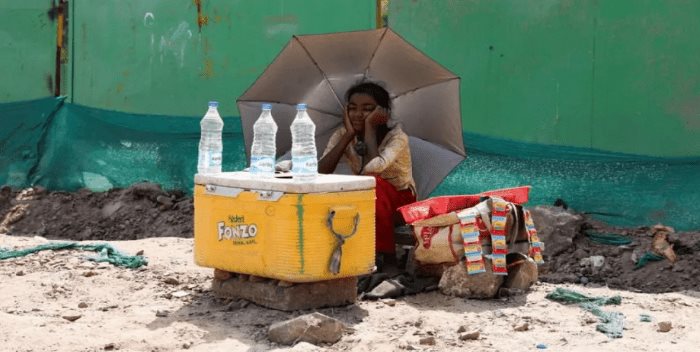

{"left": 347, "top": 93, "right": 379, "bottom": 132}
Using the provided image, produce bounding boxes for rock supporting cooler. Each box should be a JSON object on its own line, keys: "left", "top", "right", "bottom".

{"left": 211, "top": 271, "right": 357, "bottom": 311}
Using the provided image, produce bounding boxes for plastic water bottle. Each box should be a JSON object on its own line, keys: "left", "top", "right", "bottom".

{"left": 249, "top": 103, "right": 278, "bottom": 178}
{"left": 197, "top": 101, "right": 224, "bottom": 174}
{"left": 290, "top": 103, "right": 317, "bottom": 181}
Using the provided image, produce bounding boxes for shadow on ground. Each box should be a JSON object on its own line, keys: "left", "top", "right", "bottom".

{"left": 146, "top": 286, "right": 369, "bottom": 350}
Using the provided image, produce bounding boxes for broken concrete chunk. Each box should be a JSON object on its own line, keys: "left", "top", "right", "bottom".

{"left": 528, "top": 206, "right": 584, "bottom": 257}
{"left": 171, "top": 291, "right": 189, "bottom": 298}
{"left": 156, "top": 195, "right": 174, "bottom": 208}
{"left": 459, "top": 331, "right": 480, "bottom": 340}
{"left": 658, "top": 321, "right": 673, "bottom": 333}
{"left": 502, "top": 253, "right": 538, "bottom": 291}
{"left": 213, "top": 277, "right": 356, "bottom": 311}
{"left": 162, "top": 277, "right": 180, "bottom": 285}
{"left": 439, "top": 260, "right": 502, "bottom": 299}
{"left": 419, "top": 336, "right": 436, "bottom": 345}
{"left": 364, "top": 280, "right": 403, "bottom": 300}
{"left": 513, "top": 323, "right": 529, "bottom": 332}
{"left": 268, "top": 312, "right": 346, "bottom": 346}
{"left": 213, "top": 269, "right": 232, "bottom": 281}
{"left": 62, "top": 314, "right": 82, "bottom": 322}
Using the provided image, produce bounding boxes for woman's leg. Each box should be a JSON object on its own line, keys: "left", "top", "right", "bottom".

{"left": 374, "top": 176, "right": 416, "bottom": 254}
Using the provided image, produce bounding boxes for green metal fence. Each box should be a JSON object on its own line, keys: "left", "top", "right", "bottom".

{"left": 389, "top": 0, "right": 700, "bottom": 157}
{"left": 1, "top": 0, "right": 699, "bottom": 230}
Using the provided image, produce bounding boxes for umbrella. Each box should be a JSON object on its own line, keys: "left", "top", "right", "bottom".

{"left": 237, "top": 28, "right": 465, "bottom": 200}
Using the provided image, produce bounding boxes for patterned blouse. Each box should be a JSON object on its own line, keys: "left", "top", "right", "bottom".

{"left": 322, "top": 124, "right": 416, "bottom": 194}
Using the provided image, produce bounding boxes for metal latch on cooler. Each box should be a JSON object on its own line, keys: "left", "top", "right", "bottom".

{"left": 204, "top": 185, "right": 243, "bottom": 198}
{"left": 204, "top": 184, "right": 283, "bottom": 201}
{"left": 254, "top": 190, "right": 283, "bottom": 201}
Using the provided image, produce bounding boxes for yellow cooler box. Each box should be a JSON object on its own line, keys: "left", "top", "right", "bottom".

{"left": 194, "top": 172, "right": 376, "bottom": 282}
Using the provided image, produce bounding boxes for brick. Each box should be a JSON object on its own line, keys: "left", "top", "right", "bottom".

{"left": 212, "top": 276, "right": 357, "bottom": 311}
{"left": 213, "top": 269, "right": 232, "bottom": 281}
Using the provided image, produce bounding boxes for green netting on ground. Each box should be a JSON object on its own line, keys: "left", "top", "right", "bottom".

{"left": 546, "top": 288, "right": 624, "bottom": 338}
{"left": 584, "top": 231, "right": 633, "bottom": 246}
{"left": 546, "top": 287, "right": 622, "bottom": 306}
{"left": 0, "top": 242, "right": 147, "bottom": 268}
{"left": 1, "top": 99, "right": 699, "bottom": 231}
{"left": 634, "top": 251, "right": 665, "bottom": 269}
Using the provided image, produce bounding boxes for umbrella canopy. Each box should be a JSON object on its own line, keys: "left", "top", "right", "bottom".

{"left": 237, "top": 28, "right": 465, "bottom": 200}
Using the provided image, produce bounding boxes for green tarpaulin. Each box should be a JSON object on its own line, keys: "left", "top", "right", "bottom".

{"left": 2, "top": 98, "right": 699, "bottom": 231}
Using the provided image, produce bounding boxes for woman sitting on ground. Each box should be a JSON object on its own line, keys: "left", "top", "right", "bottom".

{"left": 319, "top": 81, "right": 416, "bottom": 262}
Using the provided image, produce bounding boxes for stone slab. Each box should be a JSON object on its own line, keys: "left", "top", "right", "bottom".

{"left": 211, "top": 274, "right": 358, "bottom": 311}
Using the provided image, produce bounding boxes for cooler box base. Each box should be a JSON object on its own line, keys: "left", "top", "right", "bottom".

{"left": 194, "top": 172, "right": 376, "bottom": 283}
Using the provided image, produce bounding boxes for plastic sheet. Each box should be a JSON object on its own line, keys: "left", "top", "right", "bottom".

{"left": 1, "top": 99, "right": 698, "bottom": 231}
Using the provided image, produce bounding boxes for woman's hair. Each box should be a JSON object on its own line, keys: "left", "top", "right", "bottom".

{"left": 345, "top": 81, "right": 392, "bottom": 110}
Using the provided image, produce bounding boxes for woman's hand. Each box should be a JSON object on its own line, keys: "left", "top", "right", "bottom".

{"left": 343, "top": 105, "right": 357, "bottom": 136}
{"left": 365, "top": 106, "right": 389, "bottom": 128}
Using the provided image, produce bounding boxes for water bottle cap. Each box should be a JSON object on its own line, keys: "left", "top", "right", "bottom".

{"left": 208, "top": 101, "right": 219, "bottom": 108}
{"left": 262, "top": 103, "right": 272, "bottom": 110}
{"left": 296, "top": 103, "right": 307, "bottom": 110}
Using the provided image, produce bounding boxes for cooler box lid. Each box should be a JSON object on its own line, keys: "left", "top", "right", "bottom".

{"left": 194, "top": 172, "right": 375, "bottom": 193}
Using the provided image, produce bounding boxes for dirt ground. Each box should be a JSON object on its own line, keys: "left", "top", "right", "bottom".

{"left": 1, "top": 186, "right": 700, "bottom": 351}
{"left": 538, "top": 218, "right": 700, "bottom": 294}
{"left": 1, "top": 185, "right": 698, "bottom": 294}
{"left": 0, "top": 184, "right": 192, "bottom": 241}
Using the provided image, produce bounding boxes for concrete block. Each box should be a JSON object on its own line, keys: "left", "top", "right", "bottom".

{"left": 212, "top": 275, "right": 357, "bottom": 311}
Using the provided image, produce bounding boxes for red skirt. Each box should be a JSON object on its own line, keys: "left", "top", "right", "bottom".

{"left": 374, "top": 176, "right": 416, "bottom": 254}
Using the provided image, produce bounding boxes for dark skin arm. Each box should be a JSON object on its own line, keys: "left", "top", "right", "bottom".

{"left": 318, "top": 107, "right": 355, "bottom": 174}
{"left": 361, "top": 107, "right": 388, "bottom": 171}
{"left": 318, "top": 106, "right": 388, "bottom": 174}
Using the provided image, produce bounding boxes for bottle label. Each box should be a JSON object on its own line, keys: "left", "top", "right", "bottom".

{"left": 198, "top": 151, "right": 210, "bottom": 168}
{"left": 210, "top": 152, "right": 222, "bottom": 166}
{"left": 292, "top": 156, "right": 318, "bottom": 176}
{"left": 198, "top": 151, "right": 222, "bottom": 170}
{"left": 250, "top": 155, "right": 274, "bottom": 174}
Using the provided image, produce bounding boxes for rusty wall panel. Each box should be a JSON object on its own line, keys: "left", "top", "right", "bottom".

{"left": 0, "top": 1, "right": 58, "bottom": 102}
{"left": 70, "top": 0, "right": 376, "bottom": 117}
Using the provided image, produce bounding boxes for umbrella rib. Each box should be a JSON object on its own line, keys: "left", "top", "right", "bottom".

{"left": 238, "top": 99, "right": 341, "bottom": 117}
{"left": 293, "top": 36, "right": 344, "bottom": 110}
{"left": 391, "top": 77, "right": 460, "bottom": 99}
{"left": 362, "top": 27, "right": 389, "bottom": 80}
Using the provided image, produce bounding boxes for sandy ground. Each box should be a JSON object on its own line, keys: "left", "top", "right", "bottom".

{"left": 2, "top": 233, "right": 699, "bottom": 352}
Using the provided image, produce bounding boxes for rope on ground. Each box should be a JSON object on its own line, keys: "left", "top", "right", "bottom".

{"left": 0, "top": 242, "right": 147, "bottom": 268}
{"left": 546, "top": 288, "right": 624, "bottom": 338}
{"left": 584, "top": 231, "right": 632, "bottom": 246}
{"left": 634, "top": 251, "right": 664, "bottom": 269}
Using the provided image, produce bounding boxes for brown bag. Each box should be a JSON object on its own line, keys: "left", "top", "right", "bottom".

{"left": 411, "top": 197, "right": 537, "bottom": 265}
{"left": 412, "top": 223, "right": 463, "bottom": 264}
